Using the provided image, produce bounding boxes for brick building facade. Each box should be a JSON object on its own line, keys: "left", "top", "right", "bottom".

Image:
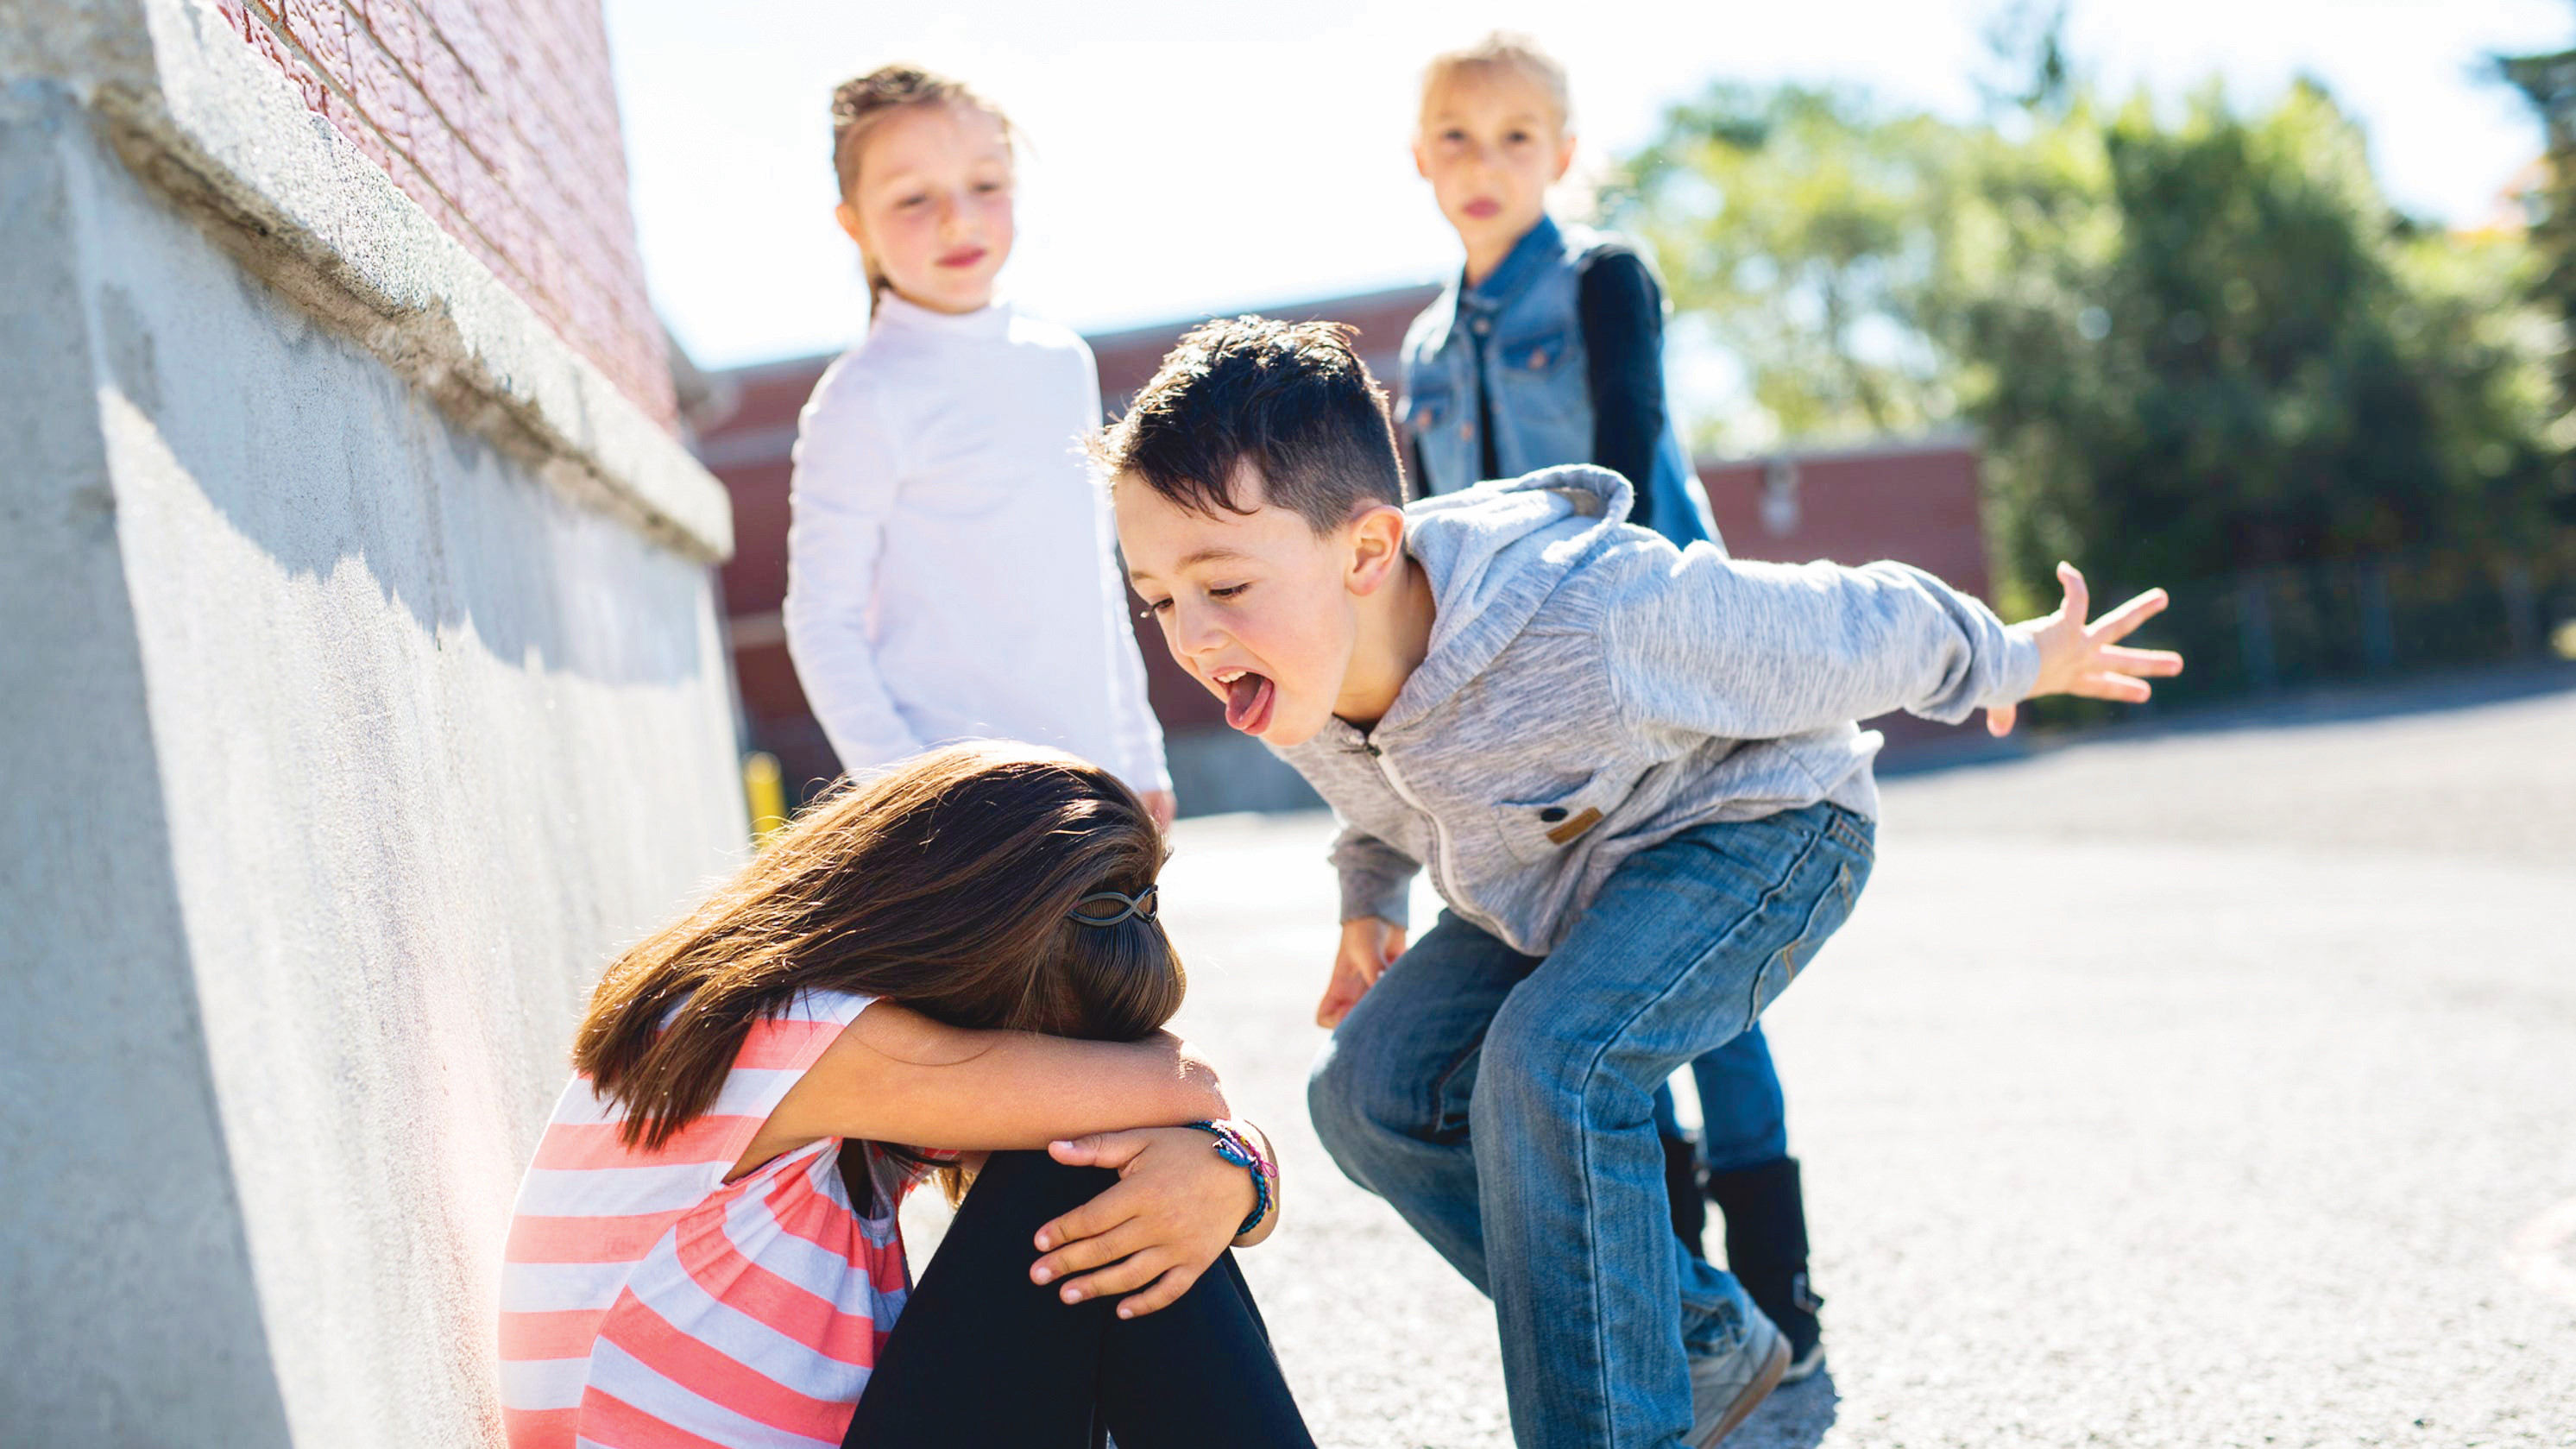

{"left": 218, "top": 0, "right": 677, "bottom": 427}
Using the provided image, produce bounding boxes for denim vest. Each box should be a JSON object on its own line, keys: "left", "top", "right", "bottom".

{"left": 1398, "top": 215, "right": 1716, "bottom": 547}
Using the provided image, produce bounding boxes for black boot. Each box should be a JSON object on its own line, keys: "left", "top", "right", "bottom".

{"left": 1660, "top": 1131, "right": 1708, "bottom": 1258}
{"left": 1706, "top": 1156, "right": 1825, "bottom": 1382}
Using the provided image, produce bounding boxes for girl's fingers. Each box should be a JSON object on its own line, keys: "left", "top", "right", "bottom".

{"left": 1986, "top": 702, "right": 2019, "bottom": 737}
{"left": 1116, "top": 1263, "right": 1204, "bottom": 1320}
{"left": 1047, "top": 1130, "right": 1149, "bottom": 1175}
{"left": 2056, "top": 561, "right": 2089, "bottom": 622}
{"left": 1033, "top": 1190, "right": 1137, "bottom": 1253}
{"left": 1056, "top": 1246, "right": 1179, "bottom": 1304}
{"left": 1031, "top": 1219, "right": 1150, "bottom": 1288}
{"left": 1045, "top": 1133, "right": 1105, "bottom": 1168}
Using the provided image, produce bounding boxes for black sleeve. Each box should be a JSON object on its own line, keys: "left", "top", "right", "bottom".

{"left": 1578, "top": 247, "right": 1671, "bottom": 534}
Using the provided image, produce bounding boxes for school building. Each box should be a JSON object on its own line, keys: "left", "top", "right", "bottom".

{"left": 690, "top": 288, "right": 1997, "bottom": 816}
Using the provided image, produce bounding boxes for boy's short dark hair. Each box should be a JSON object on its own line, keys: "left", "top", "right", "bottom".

{"left": 1094, "top": 316, "right": 1408, "bottom": 533}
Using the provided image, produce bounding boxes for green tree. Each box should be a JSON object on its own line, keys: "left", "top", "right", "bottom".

{"left": 1616, "top": 65, "right": 2559, "bottom": 619}
{"left": 2497, "top": 41, "right": 2576, "bottom": 522}
{"left": 1956, "top": 82, "right": 2557, "bottom": 596}
{"left": 1616, "top": 85, "right": 1965, "bottom": 449}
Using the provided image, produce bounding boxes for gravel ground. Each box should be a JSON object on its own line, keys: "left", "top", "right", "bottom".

{"left": 923, "top": 671, "right": 2576, "bottom": 1447}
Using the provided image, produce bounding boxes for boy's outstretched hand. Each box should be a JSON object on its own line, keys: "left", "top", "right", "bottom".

{"left": 1988, "top": 562, "right": 2186, "bottom": 737}
{"left": 1318, "top": 917, "right": 1406, "bottom": 1028}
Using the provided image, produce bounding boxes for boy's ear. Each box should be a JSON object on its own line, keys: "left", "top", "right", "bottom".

{"left": 1551, "top": 131, "right": 1578, "bottom": 185}
{"left": 1345, "top": 504, "right": 1408, "bottom": 596}
{"left": 834, "top": 202, "right": 866, "bottom": 247}
{"left": 1411, "top": 135, "right": 1433, "bottom": 182}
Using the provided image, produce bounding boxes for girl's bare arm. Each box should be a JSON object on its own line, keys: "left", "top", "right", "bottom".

{"left": 734, "top": 1003, "right": 1226, "bottom": 1175}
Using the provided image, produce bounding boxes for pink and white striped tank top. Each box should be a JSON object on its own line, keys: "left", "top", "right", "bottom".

{"left": 498, "top": 990, "right": 916, "bottom": 1449}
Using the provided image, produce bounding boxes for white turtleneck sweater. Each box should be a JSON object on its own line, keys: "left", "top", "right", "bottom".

{"left": 782, "top": 293, "right": 1169, "bottom": 794}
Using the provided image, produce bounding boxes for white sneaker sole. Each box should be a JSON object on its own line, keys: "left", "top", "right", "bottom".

{"left": 1691, "top": 1334, "right": 1791, "bottom": 1447}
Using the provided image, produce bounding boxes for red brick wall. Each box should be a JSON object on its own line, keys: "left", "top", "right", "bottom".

{"left": 1699, "top": 442, "right": 1995, "bottom": 751}
{"left": 1700, "top": 444, "right": 1990, "bottom": 597}
{"left": 213, "top": 0, "right": 677, "bottom": 431}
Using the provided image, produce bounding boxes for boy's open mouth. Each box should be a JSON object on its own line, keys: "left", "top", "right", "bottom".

{"left": 1215, "top": 669, "right": 1276, "bottom": 735}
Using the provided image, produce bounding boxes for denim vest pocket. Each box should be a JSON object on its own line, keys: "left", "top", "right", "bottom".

{"left": 1490, "top": 324, "right": 1584, "bottom": 450}
{"left": 1401, "top": 384, "right": 1452, "bottom": 438}
{"left": 1495, "top": 770, "right": 1629, "bottom": 866}
{"left": 1496, "top": 326, "right": 1572, "bottom": 375}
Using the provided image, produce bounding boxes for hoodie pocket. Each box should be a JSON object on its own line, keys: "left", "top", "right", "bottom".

{"left": 1495, "top": 771, "right": 1629, "bottom": 866}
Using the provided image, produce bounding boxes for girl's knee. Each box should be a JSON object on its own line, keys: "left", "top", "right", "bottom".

{"left": 954, "top": 1150, "right": 1118, "bottom": 1231}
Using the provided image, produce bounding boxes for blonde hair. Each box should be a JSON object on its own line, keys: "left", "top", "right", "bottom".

{"left": 827, "top": 64, "right": 1012, "bottom": 300}
{"left": 1420, "top": 32, "right": 1572, "bottom": 133}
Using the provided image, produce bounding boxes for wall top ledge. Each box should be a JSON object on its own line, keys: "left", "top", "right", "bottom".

{"left": 5, "top": 0, "right": 732, "bottom": 563}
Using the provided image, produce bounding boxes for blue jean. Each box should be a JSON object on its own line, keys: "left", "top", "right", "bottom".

{"left": 1652, "top": 1027, "right": 1790, "bottom": 1175}
{"left": 1308, "top": 804, "right": 1874, "bottom": 1449}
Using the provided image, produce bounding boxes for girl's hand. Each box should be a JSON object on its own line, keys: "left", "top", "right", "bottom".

{"left": 1027, "top": 1126, "right": 1263, "bottom": 1318}
{"left": 1319, "top": 917, "right": 1405, "bottom": 1028}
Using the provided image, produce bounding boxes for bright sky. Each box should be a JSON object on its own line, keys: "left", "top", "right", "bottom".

{"left": 607, "top": 0, "right": 2571, "bottom": 375}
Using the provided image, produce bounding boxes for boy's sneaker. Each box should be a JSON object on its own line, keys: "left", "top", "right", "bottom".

{"left": 1686, "top": 1308, "right": 1789, "bottom": 1446}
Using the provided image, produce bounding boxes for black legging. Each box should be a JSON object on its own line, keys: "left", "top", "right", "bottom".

{"left": 843, "top": 1150, "right": 1318, "bottom": 1448}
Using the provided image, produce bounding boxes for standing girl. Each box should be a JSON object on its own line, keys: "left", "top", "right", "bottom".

{"left": 784, "top": 66, "right": 1173, "bottom": 826}
{"left": 496, "top": 742, "right": 1317, "bottom": 1448}
{"left": 1394, "top": 34, "right": 1827, "bottom": 1384}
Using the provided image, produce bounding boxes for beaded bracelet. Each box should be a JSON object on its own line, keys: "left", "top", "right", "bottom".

{"left": 1184, "top": 1119, "right": 1275, "bottom": 1238}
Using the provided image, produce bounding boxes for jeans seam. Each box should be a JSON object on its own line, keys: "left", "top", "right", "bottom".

{"left": 1824, "top": 803, "right": 1877, "bottom": 859}
{"left": 1420, "top": 1027, "right": 1491, "bottom": 1137}
{"left": 1559, "top": 811, "right": 1837, "bottom": 1433}
{"left": 1756, "top": 859, "right": 1861, "bottom": 1020}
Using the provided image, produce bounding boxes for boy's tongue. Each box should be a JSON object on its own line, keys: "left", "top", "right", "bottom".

{"left": 1223, "top": 672, "right": 1275, "bottom": 733}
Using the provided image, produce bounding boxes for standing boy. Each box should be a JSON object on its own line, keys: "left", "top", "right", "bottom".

{"left": 1099, "top": 318, "right": 2181, "bottom": 1448}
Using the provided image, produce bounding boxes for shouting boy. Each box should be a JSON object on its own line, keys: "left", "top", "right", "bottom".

{"left": 1100, "top": 317, "right": 2181, "bottom": 1448}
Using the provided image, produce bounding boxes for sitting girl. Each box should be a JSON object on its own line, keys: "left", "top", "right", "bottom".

{"left": 496, "top": 742, "right": 1316, "bottom": 1448}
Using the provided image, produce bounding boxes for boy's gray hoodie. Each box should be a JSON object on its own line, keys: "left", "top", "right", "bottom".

{"left": 1274, "top": 464, "right": 2039, "bottom": 956}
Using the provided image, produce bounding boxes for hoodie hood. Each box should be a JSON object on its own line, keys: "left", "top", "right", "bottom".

{"left": 1382, "top": 465, "right": 1636, "bottom": 731}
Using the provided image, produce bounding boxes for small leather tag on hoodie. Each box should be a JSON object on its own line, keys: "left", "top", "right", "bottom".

{"left": 1550, "top": 487, "right": 1606, "bottom": 518}
{"left": 1545, "top": 807, "right": 1603, "bottom": 846}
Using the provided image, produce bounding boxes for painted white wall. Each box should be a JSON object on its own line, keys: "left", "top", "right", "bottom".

{"left": 2, "top": 4, "right": 746, "bottom": 1445}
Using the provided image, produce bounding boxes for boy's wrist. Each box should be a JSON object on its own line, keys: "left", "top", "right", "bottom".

{"left": 1338, "top": 877, "right": 1411, "bottom": 928}
{"left": 2000, "top": 621, "right": 2049, "bottom": 705}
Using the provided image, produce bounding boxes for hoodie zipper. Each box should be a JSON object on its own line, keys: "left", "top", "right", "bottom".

{"left": 1361, "top": 737, "right": 1507, "bottom": 941}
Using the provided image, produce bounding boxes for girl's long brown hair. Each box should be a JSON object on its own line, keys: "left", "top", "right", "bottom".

{"left": 575, "top": 741, "right": 1181, "bottom": 1154}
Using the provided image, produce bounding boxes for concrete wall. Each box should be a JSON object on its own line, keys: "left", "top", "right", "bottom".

{"left": 1, "top": 3, "right": 744, "bottom": 1445}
